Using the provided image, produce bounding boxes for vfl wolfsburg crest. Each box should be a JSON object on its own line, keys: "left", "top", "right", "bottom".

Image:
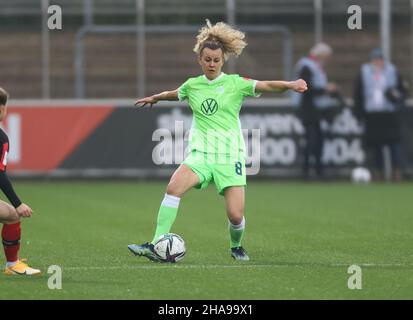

{"left": 201, "top": 98, "right": 218, "bottom": 116}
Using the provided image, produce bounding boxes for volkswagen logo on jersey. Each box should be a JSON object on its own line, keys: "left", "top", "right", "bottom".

{"left": 201, "top": 98, "right": 218, "bottom": 116}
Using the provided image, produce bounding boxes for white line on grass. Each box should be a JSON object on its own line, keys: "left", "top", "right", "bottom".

{"left": 333, "top": 263, "right": 409, "bottom": 267}
{"left": 62, "top": 264, "right": 278, "bottom": 271}
{"left": 59, "top": 263, "right": 412, "bottom": 271}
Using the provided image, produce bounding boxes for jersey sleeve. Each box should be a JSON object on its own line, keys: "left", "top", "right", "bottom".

{"left": 178, "top": 79, "right": 191, "bottom": 101}
{"left": 235, "top": 75, "right": 261, "bottom": 98}
{"left": 0, "top": 172, "right": 22, "bottom": 208}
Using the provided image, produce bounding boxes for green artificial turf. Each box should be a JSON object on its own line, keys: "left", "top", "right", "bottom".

{"left": 1, "top": 181, "right": 412, "bottom": 299}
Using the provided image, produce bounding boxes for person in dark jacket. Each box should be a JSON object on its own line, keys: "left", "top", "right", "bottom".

{"left": 353, "top": 48, "right": 406, "bottom": 181}
{"left": 292, "top": 43, "right": 339, "bottom": 179}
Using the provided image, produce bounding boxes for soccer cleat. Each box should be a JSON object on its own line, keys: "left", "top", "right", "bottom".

{"left": 231, "top": 247, "right": 250, "bottom": 261}
{"left": 4, "top": 259, "right": 41, "bottom": 276}
{"left": 128, "top": 243, "right": 162, "bottom": 262}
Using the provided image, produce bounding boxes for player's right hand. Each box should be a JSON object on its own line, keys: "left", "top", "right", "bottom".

{"left": 292, "top": 79, "right": 308, "bottom": 93}
{"left": 134, "top": 96, "right": 157, "bottom": 108}
{"left": 16, "top": 203, "right": 33, "bottom": 218}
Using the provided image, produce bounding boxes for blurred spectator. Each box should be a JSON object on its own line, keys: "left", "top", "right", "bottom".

{"left": 353, "top": 48, "right": 407, "bottom": 181}
{"left": 292, "top": 43, "right": 339, "bottom": 179}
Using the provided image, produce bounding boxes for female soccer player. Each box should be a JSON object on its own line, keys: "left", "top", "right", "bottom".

{"left": 0, "top": 87, "right": 40, "bottom": 275}
{"left": 128, "top": 20, "right": 307, "bottom": 261}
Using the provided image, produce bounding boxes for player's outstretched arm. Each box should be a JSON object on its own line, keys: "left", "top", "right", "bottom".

{"left": 134, "top": 89, "right": 179, "bottom": 108}
{"left": 255, "top": 79, "right": 308, "bottom": 94}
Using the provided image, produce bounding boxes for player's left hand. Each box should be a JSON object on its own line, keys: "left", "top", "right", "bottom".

{"left": 16, "top": 203, "right": 33, "bottom": 218}
{"left": 292, "top": 79, "right": 308, "bottom": 93}
{"left": 134, "top": 96, "right": 157, "bottom": 108}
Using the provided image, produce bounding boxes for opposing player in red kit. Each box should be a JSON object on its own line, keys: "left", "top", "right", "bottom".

{"left": 0, "top": 87, "right": 40, "bottom": 275}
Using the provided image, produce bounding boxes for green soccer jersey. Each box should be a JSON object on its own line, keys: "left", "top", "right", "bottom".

{"left": 178, "top": 73, "right": 260, "bottom": 155}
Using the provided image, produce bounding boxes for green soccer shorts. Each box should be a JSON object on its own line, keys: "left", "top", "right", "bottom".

{"left": 183, "top": 150, "right": 246, "bottom": 196}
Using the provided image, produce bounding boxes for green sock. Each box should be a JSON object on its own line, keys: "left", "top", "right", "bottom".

{"left": 151, "top": 194, "right": 180, "bottom": 244}
{"left": 229, "top": 218, "right": 245, "bottom": 248}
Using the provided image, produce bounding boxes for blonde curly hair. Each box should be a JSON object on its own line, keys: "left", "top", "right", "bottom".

{"left": 193, "top": 19, "right": 247, "bottom": 61}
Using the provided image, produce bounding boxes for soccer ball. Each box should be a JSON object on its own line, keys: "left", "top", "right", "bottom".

{"left": 153, "top": 233, "right": 186, "bottom": 263}
{"left": 351, "top": 167, "right": 371, "bottom": 184}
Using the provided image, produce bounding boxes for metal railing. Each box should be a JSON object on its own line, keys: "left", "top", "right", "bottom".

{"left": 74, "top": 24, "right": 293, "bottom": 98}
{"left": 0, "top": 0, "right": 407, "bottom": 99}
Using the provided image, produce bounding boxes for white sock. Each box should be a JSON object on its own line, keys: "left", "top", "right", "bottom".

{"left": 6, "top": 260, "right": 18, "bottom": 268}
{"left": 229, "top": 217, "right": 246, "bottom": 230}
{"left": 161, "top": 193, "right": 181, "bottom": 208}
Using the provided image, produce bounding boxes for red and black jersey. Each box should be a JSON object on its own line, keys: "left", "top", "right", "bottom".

{"left": 0, "top": 129, "right": 9, "bottom": 171}
{"left": 0, "top": 128, "right": 21, "bottom": 208}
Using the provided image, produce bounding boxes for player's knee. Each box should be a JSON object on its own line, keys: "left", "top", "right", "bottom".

{"left": 228, "top": 210, "right": 244, "bottom": 225}
{"left": 0, "top": 206, "right": 19, "bottom": 224}
{"left": 166, "top": 181, "right": 183, "bottom": 197}
{"left": 3, "top": 213, "right": 19, "bottom": 224}
{"left": 8, "top": 210, "right": 20, "bottom": 224}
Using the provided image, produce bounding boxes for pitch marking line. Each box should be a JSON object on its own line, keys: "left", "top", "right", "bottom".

{"left": 60, "top": 263, "right": 412, "bottom": 271}
{"left": 62, "top": 264, "right": 278, "bottom": 271}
